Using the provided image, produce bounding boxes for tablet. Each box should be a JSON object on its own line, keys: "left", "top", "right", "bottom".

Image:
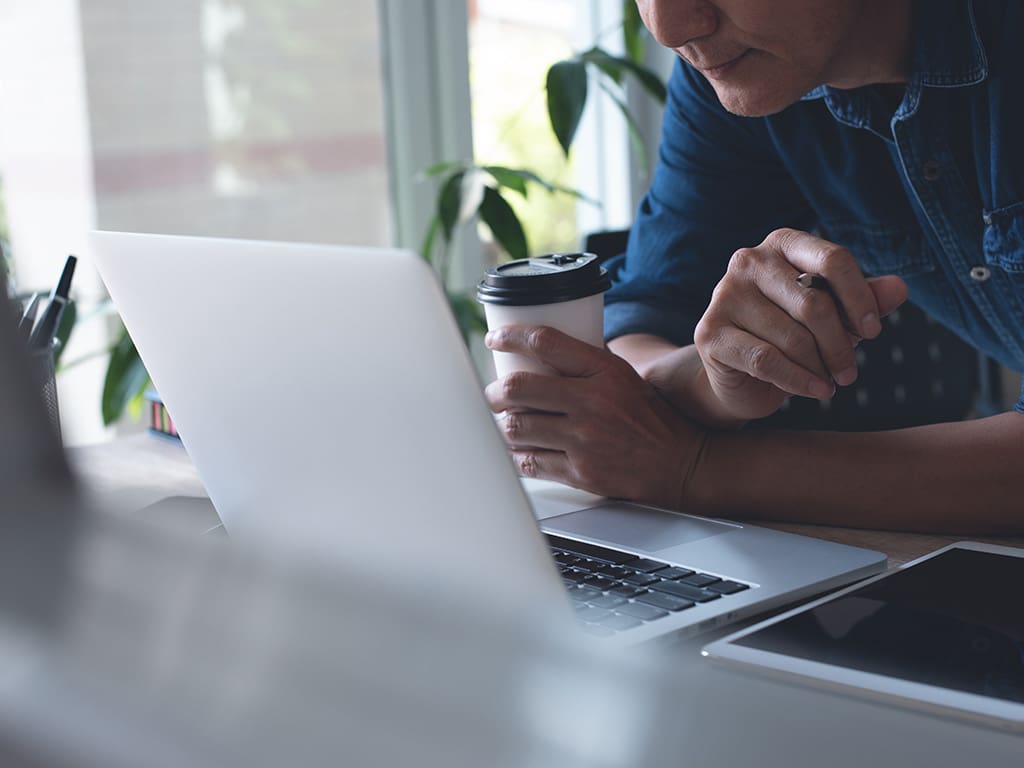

{"left": 702, "top": 542, "right": 1024, "bottom": 730}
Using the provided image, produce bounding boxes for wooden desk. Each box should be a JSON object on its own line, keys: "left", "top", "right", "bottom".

{"left": 69, "top": 432, "right": 1024, "bottom": 568}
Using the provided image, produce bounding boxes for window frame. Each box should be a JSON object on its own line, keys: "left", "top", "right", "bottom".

{"left": 379, "top": 0, "right": 481, "bottom": 292}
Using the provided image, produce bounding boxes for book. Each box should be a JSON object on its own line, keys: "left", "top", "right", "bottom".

{"left": 145, "top": 390, "right": 180, "bottom": 441}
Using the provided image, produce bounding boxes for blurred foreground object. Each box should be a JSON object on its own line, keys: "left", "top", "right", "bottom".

{"left": 0, "top": 274, "right": 683, "bottom": 768}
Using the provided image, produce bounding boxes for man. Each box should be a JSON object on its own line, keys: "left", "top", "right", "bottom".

{"left": 484, "top": 0, "right": 1023, "bottom": 532}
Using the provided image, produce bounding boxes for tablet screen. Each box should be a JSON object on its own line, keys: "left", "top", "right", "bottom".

{"left": 733, "top": 548, "right": 1024, "bottom": 704}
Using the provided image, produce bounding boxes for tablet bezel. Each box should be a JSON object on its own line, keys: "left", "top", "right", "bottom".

{"left": 701, "top": 541, "right": 1024, "bottom": 732}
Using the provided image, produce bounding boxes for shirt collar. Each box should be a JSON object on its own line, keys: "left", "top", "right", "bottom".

{"left": 800, "top": 0, "right": 989, "bottom": 108}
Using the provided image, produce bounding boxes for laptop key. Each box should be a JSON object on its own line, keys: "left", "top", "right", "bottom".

{"left": 589, "top": 563, "right": 627, "bottom": 578}
{"left": 622, "top": 572, "right": 660, "bottom": 587}
{"left": 562, "top": 570, "right": 589, "bottom": 584}
{"left": 544, "top": 534, "right": 638, "bottom": 565}
{"left": 680, "top": 573, "right": 721, "bottom": 588}
{"left": 572, "top": 585, "right": 604, "bottom": 602}
{"left": 576, "top": 606, "right": 613, "bottom": 623}
{"left": 553, "top": 552, "right": 581, "bottom": 566}
{"left": 608, "top": 584, "right": 648, "bottom": 598}
{"left": 635, "top": 591, "right": 695, "bottom": 612}
{"left": 588, "top": 594, "right": 628, "bottom": 609}
{"left": 707, "top": 580, "right": 750, "bottom": 595}
{"left": 649, "top": 580, "right": 721, "bottom": 603}
{"left": 617, "top": 601, "right": 669, "bottom": 622}
{"left": 600, "top": 613, "right": 644, "bottom": 631}
{"left": 581, "top": 624, "right": 616, "bottom": 638}
{"left": 630, "top": 558, "right": 670, "bottom": 573}
{"left": 583, "top": 575, "right": 618, "bottom": 591}
{"left": 652, "top": 566, "right": 694, "bottom": 580}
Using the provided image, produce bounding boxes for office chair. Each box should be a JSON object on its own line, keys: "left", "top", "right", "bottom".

{"left": 584, "top": 229, "right": 995, "bottom": 431}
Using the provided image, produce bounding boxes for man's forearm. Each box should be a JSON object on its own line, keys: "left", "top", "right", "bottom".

{"left": 685, "top": 411, "right": 1024, "bottom": 534}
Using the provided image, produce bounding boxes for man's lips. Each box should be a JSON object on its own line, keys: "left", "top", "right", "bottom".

{"left": 694, "top": 50, "right": 751, "bottom": 79}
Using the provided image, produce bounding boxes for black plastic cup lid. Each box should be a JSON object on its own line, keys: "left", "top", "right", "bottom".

{"left": 476, "top": 253, "right": 612, "bottom": 306}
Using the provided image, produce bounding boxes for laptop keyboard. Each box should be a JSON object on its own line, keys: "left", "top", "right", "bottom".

{"left": 546, "top": 534, "right": 751, "bottom": 637}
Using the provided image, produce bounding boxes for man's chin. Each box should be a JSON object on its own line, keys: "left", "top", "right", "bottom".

{"left": 711, "top": 84, "right": 802, "bottom": 117}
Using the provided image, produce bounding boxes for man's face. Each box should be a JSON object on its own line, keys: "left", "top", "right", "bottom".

{"left": 636, "top": 0, "right": 865, "bottom": 116}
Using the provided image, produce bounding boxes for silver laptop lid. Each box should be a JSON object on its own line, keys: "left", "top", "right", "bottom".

{"left": 3, "top": 263, "right": 683, "bottom": 768}
{"left": 88, "top": 231, "right": 569, "bottom": 617}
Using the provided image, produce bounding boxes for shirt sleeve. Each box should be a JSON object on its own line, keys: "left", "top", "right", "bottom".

{"left": 603, "top": 59, "right": 816, "bottom": 345}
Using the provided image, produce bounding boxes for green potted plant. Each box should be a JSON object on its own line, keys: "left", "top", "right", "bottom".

{"left": 420, "top": 1, "right": 666, "bottom": 342}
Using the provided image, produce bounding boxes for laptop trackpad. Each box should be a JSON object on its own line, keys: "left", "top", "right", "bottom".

{"left": 543, "top": 501, "right": 734, "bottom": 554}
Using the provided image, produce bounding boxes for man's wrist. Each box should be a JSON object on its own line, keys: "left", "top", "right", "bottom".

{"left": 608, "top": 333, "right": 747, "bottom": 428}
{"left": 674, "top": 423, "right": 712, "bottom": 511}
{"left": 645, "top": 351, "right": 747, "bottom": 430}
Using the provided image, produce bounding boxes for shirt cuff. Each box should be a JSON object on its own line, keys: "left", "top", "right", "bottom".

{"left": 1014, "top": 379, "right": 1024, "bottom": 414}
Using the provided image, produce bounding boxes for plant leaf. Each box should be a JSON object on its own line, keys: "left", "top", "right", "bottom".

{"left": 101, "top": 325, "right": 150, "bottom": 425}
{"left": 546, "top": 59, "right": 588, "bottom": 157}
{"left": 622, "top": 61, "right": 667, "bottom": 104}
{"left": 493, "top": 166, "right": 554, "bottom": 193}
{"left": 421, "top": 215, "right": 441, "bottom": 266}
{"left": 458, "top": 168, "right": 488, "bottom": 224}
{"left": 437, "top": 170, "right": 466, "bottom": 242}
{"left": 484, "top": 166, "right": 595, "bottom": 204}
{"left": 478, "top": 186, "right": 528, "bottom": 262}
{"left": 447, "top": 290, "right": 487, "bottom": 344}
{"left": 127, "top": 386, "right": 148, "bottom": 421}
{"left": 597, "top": 53, "right": 667, "bottom": 103}
{"left": 482, "top": 166, "right": 529, "bottom": 197}
{"left": 420, "top": 160, "right": 465, "bottom": 179}
{"left": 580, "top": 47, "right": 625, "bottom": 84}
{"left": 623, "top": 1, "right": 646, "bottom": 65}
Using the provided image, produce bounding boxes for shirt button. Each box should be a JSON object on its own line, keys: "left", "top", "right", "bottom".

{"left": 969, "top": 266, "right": 991, "bottom": 282}
{"left": 982, "top": 212, "right": 993, "bottom": 226}
{"left": 922, "top": 159, "right": 942, "bottom": 181}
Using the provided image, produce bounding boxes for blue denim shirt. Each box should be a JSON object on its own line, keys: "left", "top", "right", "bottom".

{"left": 604, "top": 0, "right": 1024, "bottom": 410}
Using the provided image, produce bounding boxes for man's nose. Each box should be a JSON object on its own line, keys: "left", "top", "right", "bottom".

{"left": 636, "top": 0, "right": 718, "bottom": 50}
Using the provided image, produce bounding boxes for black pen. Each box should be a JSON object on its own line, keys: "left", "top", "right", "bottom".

{"left": 795, "top": 271, "right": 861, "bottom": 339}
{"left": 795, "top": 272, "right": 829, "bottom": 292}
{"left": 29, "top": 255, "right": 77, "bottom": 352}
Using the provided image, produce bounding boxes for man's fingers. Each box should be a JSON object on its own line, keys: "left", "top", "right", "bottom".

{"left": 867, "top": 275, "right": 909, "bottom": 318}
{"left": 739, "top": 257, "right": 858, "bottom": 386}
{"left": 508, "top": 449, "right": 572, "bottom": 482}
{"left": 724, "top": 292, "right": 834, "bottom": 383}
{"left": 484, "top": 370, "right": 574, "bottom": 413}
{"left": 706, "top": 326, "right": 835, "bottom": 400}
{"left": 762, "top": 229, "right": 881, "bottom": 339}
{"left": 496, "top": 411, "right": 573, "bottom": 451}
{"left": 485, "top": 325, "right": 607, "bottom": 377}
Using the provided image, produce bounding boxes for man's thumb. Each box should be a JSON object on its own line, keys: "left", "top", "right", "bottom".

{"left": 867, "top": 275, "right": 909, "bottom": 318}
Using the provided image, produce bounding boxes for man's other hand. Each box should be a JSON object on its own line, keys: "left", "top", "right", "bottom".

{"left": 693, "top": 228, "right": 908, "bottom": 421}
{"left": 484, "top": 326, "right": 707, "bottom": 509}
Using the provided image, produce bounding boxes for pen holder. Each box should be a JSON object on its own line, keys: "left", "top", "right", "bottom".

{"left": 29, "top": 339, "right": 62, "bottom": 445}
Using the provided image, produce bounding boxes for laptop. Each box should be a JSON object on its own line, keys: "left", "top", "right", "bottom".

{"left": 89, "top": 231, "right": 886, "bottom": 644}
{"left": 1, "top": 267, "right": 677, "bottom": 768}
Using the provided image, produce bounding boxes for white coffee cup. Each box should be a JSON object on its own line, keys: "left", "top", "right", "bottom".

{"left": 477, "top": 253, "right": 612, "bottom": 379}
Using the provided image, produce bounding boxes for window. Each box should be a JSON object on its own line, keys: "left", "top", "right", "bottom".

{"left": 87, "top": 1, "right": 393, "bottom": 246}
{"left": 468, "top": 0, "right": 580, "bottom": 256}
{"left": 1, "top": 0, "right": 664, "bottom": 445}
{"left": 0, "top": 0, "right": 396, "bottom": 444}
